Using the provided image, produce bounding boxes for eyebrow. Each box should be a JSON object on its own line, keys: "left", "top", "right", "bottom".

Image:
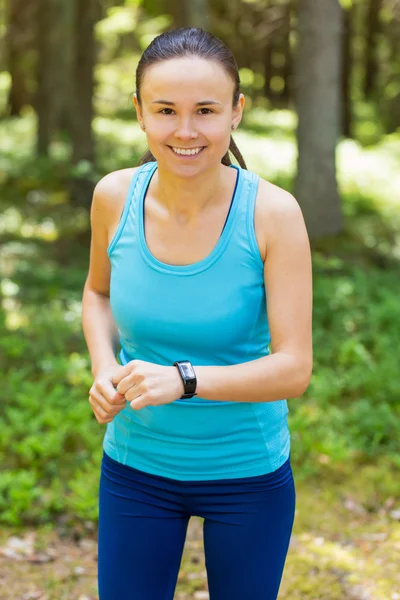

{"left": 151, "top": 99, "right": 222, "bottom": 106}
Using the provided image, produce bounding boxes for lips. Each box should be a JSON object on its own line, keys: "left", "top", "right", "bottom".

{"left": 168, "top": 146, "right": 206, "bottom": 158}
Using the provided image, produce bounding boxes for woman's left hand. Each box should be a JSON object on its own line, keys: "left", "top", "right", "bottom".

{"left": 111, "top": 360, "right": 185, "bottom": 410}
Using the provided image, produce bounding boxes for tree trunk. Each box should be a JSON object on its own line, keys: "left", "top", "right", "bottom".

{"left": 279, "top": 3, "right": 292, "bottom": 107}
{"left": 34, "top": 0, "right": 76, "bottom": 153}
{"left": 71, "top": 0, "right": 97, "bottom": 165}
{"left": 52, "top": 0, "right": 75, "bottom": 134}
{"left": 68, "top": 0, "right": 98, "bottom": 207}
{"left": 294, "top": 0, "right": 343, "bottom": 239}
{"left": 185, "top": 0, "right": 209, "bottom": 29}
{"left": 36, "top": 0, "right": 53, "bottom": 155}
{"left": 363, "top": 0, "right": 382, "bottom": 99}
{"left": 341, "top": 4, "right": 353, "bottom": 138}
{"left": 168, "top": 0, "right": 210, "bottom": 29}
{"left": 263, "top": 40, "right": 273, "bottom": 100}
{"left": 386, "top": 12, "right": 400, "bottom": 132}
{"left": 6, "top": 0, "right": 36, "bottom": 115}
{"left": 169, "top": 0, "right": 187, "bottom": 28}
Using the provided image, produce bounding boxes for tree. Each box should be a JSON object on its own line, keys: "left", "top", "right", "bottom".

{"left": 36, "top": 0, "right": 76, "bottom": 155}
{"left": 294, "top": 0, "right": 343, "bottom": 239}
{"left": 70, "top": 0, "right": 97, "bottom": 165}
{"left": 6, "top": 0, "right": 37, "bottom": 116}
{"left": 363, "top": 0, "right": 382, "bottom": 99}
{"left": 169, "top": 0, "right": 209, "bottom": 29}
{"left": 36, "top": 0, "right": 55, "bottom": 154}
{"left": 341, "top": 3, "right": 353, "bottom": 138}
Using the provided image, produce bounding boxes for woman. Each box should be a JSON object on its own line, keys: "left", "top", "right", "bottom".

{"left": 82, "top": 27, "right": 312, "bottom": 600}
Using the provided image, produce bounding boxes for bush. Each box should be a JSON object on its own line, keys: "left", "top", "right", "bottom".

{"left": 1, "top": 116, "right": 399, "bottom": 524}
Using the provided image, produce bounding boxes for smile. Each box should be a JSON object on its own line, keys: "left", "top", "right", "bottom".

{"left": 169, "top": 146, "right": 205, "bottom": 157}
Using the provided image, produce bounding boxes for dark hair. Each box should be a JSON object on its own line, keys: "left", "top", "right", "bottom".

{"left": 135, "top": 27, "right": 247, "bottom": 169}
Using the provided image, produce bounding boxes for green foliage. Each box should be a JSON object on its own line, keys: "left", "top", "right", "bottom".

{"left": 291, "top": 260, "right": 400, "bottom": 477}
{"left": 0, "top": 112, "right": 399, "bottom": 525}
{"left": 0, "top": 307, "right": 101, "bottom": 525}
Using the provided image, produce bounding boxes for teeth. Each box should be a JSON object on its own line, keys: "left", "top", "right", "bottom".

{"left": 172, "top": 147, "right": 203, "bottom": 156}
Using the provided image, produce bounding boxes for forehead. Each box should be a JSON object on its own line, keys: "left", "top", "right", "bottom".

{"left": 141, "top": 57, "right": 234, "bottom": 103}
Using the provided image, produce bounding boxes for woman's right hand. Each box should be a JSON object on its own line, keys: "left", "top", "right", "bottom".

{"left": 88, "top": 365, "right": 127, "bottom": 424}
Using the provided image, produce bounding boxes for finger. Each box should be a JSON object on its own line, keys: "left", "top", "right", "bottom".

{"left": 128, "top": 387, "right": 150, "bottom": 410}
{"left": 129, "top": 396, "right": 146, "bottom": 410}
{"left": 89, "top": 398, "right": 113, "bottom": 424}
{"left": 111, "top": 362, "right": 136, "bottom": 387}
{"left": 96, "top": 379, "right": 126, "bottom": 405}
{"left": 89, "top": 391, "right": 113, "bottom": 415}
{"left": 90, "top": 390, "right": 125, "bottom": 416}
{"left": 111, "top": 389, "right": 127, "bottom": 403}
{"left": 114, "top": 373, "right": 139, "bottom": 396}
{"left": 123, "top": 382, "right": 143, "bottom": 402}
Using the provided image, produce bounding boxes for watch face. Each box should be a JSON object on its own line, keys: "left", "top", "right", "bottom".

{"left": 180, "top": 361, "right": 195, "bottom": 379}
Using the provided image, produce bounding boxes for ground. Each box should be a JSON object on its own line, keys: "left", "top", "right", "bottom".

{"left": 1, "top": 463, "right": 399, "bottom": 600}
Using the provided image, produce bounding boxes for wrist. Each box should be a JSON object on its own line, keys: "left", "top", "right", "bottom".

{"left": 91, "top": 360, "right": 119, "bottom": 378}
{"left": 173, "top": 360, "right": 197, "bottom": 399}
{"left": 191, "top": 365, "right": 216, "bottom": 399}
{"left": 172, "top": 366, "right": 185, "bottom": 398}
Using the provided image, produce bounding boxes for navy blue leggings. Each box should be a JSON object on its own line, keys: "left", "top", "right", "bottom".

{"left": 98, "top": 450, "right": 296, "bottom": 600}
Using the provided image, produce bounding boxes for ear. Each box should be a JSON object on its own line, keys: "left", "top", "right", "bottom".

{"left": 132, "top": 93, "right": 141, "bottom": 117}
{"left": 232, "top": 93, "right": 245, "bottom": 128}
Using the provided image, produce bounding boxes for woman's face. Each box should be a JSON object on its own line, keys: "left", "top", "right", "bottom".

{"left": 133, "top": 57, "right": 244, "bottom": 177}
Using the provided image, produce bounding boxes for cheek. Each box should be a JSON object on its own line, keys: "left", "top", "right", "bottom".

{"left": 203, "top": 117, "right": 232, "bottom": 139}
{"left": 147, "top": 120, "right": 171, "bottom": 139}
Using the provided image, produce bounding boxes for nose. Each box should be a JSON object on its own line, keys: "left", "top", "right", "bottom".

{"left": 174, "top": 117, "right": 198, "bottom": 141}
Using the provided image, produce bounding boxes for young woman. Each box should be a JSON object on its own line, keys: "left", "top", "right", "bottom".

{"left": 82, "top": 27, "right": 312, "bottom": 600}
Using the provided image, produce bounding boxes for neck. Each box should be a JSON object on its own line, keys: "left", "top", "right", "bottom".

{"left": 150, "top": 163, "right": 229, "bottom": 224}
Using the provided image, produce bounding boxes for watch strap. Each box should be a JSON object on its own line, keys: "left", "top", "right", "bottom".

{"left": 173, "top": 361, "right": 197, "bottom": 399}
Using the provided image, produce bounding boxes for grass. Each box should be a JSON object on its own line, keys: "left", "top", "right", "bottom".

{"left": 0, "top": 107, "right": 400, "bottom": 597}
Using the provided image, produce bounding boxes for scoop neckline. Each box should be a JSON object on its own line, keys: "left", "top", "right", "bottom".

{"left": 138, "top": 162, "right": 243, "bottom": 275}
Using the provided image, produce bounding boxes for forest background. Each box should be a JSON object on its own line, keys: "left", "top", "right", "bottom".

{"left": 0, "top": 0, "right": 399, "bottom": 598}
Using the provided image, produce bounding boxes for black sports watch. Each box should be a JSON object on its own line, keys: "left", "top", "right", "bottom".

{"left": 173, "top": 360, "right": 197, "bottom": 399}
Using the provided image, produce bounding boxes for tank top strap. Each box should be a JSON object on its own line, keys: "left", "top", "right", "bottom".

{"left": 107, "top": 162, "right": 156, "bottom": 257}
{"left": 230, "top": 166, "right": 264, "bottom": 268}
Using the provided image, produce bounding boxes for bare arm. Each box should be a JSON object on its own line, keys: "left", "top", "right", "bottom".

{"left": 194, "top": 184, "right": 313, "bottom": 403}
{"left": 82, "top": 286, "right": 120, "bottom": 377}
{"left": 81, "top": 172, "right": 127, "bottom": 377}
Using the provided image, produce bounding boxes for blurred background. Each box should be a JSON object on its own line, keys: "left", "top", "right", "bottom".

{"left": 0, "top": 0, "right": 399, "bottom": 598}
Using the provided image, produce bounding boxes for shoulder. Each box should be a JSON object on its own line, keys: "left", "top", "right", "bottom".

{"left": 253, "top": 174, "right": 308, "bottom": 256}
{"left": 255, "top": 175, "right": 304, "bottom": 228}
{"left": 90, "top": 167, "right": 142, "bottom": 231}
{"left": 92, "top": 167, "right": 139, "bottom": 210}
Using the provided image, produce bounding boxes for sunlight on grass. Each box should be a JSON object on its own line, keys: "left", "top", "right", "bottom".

{"left": 0, "top": 207, "right": 58, "bottom": 240}
{"left": 338, "top": 137, "right": 400, "bottom": 211}
{"left": 303, "top": 534, "right": 359, "bottom": 570}
{"left": 1, "top": 297, "right": 29, "bottom": 330}
{"left": 20, "top": 219, "right": 58, "bottom": 241}
{"left": 236, "top": 129, "right": 297, "bottom": 180}
{"left": 0, "top": 207, "right": 23, "bottom": 233}
{"left": 0, "top": 109, "right": 36, "bottom": 155}
{"left": 243, "top": 107, "right": 297, "bottom": 133}
{"left": 1, "top": 278, "right": 19, "bottom": 297}
{"left": 0, "top": 71, "right": 11, "bottom": 116}
{"left": 94, "top": 115, "right": 144, "bottom": 145}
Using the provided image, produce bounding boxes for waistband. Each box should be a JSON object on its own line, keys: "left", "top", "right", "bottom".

{"left": 101, "top": 449, "right": 293, "bottom": 491}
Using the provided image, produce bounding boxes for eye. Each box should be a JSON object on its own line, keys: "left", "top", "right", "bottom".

{"left": 158, "top": 107, "right": 214, "bottom": 115}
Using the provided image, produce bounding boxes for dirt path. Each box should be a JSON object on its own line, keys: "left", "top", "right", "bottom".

{"left": 1, "top": 476, "right": 399, "bottom": 600}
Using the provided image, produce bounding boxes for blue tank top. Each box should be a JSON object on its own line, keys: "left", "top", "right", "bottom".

{"left": 103, "top": 161, "right": 291, "bottom": 480}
